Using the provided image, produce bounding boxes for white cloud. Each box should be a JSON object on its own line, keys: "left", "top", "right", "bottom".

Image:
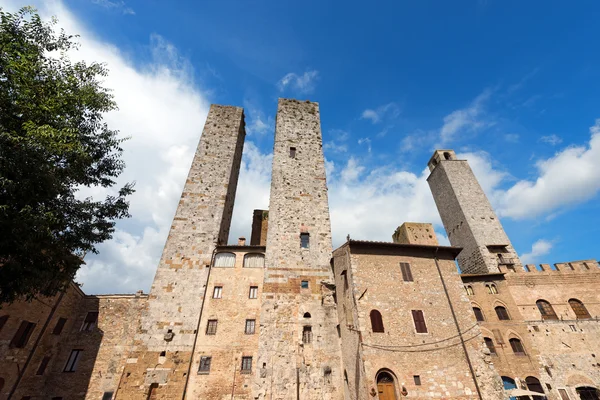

{"left": 361, "top": 103, "right": 399, "bottom": 124}
{"left": 91, "top": 0, "right": 135, "bottom": 15}
{"left": 357, "top": 137, "right": 372, "bottom": 153}
{"left": 277, "top": 70, "right": 319, "bottom": 94}
{"left": 439, "top": 89, "right": 492, "bottom": 144}
{"left": 520, "top": 239, "right": 553, "bottom": 265}
{"left": 539, "top": 134, "right": 563, "bottom": 146}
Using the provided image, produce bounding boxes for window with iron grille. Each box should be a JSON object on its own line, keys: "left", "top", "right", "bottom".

{"left": 11, "top": 321, "right": 36, "bottom": 348}
{"left": 245, "top": 319, "right": 256, "bottom": 335}
{"left": 241, "top": 356, "right": 252, "bottom": 373}
{"left": 206, "top": 320, "right": 218, "bottom": 335}
{"left": 81, "top": 312, "right": 98, "bottom": 331}
{"left": 473, "top": 307, "right": 485, "bottom": 322}
{"left": 302, "top": 326, "right": 312, "bottom": 344}
{"left": 64, "top": 349, "right": 83, "bottom": 372}
{"left": 400, "top": 262, "right": 413, "bottom": 282}
{"left": 569, "top": 299, "right": 591, "bottom": 319}
{"left": 198, "top": 356, "right": 212, "bottom": 374}
{"left": 52, "top": 318, "right": 67, "bottom": 335}
{"left": 412, "top": 310, "right": 428, "bottom": 333}
{"left": 509, "top": 338, "right": 526, "bottom": 355}
{"left": 536, "top": 300, "right": 558, "bottom": 320}
{"left": 484, "top": 337, "right": 496, "bottom": 355}
{"left": 249, "top": 286, "right": 258, "bottom": 299}
{"left": 36, "top": 356, "right": 51, "bottom": 375}
{"left": 213, "top": 286, "right": 222, "bottom": 299}
{"left": 495, "top": 306, "right": 510, "bottom": 320}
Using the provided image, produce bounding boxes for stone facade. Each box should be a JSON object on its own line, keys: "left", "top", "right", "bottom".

{"left": 1, "top": 101, "right": 599, "bottom": 400}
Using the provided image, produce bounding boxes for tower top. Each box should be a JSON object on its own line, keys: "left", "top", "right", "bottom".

{"left": 427, "top": 149, "right": 458, "bottom": 172}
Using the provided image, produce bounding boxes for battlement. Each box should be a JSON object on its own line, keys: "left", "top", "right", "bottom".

{"left": 497, "top": 259, "right": 599, "bottom": 274}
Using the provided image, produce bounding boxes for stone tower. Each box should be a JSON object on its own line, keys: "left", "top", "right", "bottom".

{"left": 116, "top": 105, "right": 246, "bottom": 398}
{"left": 254, "top": 99, "right": 343, "bottom": 399}
{"left": 427, "top": 150, "right": 521, "bottom": 274}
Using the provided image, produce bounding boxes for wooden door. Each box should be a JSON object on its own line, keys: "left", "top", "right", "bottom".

{"left": 377, "top": 382, "right": 397, "bottom": 400}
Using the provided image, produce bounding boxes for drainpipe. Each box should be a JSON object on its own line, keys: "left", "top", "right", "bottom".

{"left": 433, "top": 247, "right": 483, "bottom": 400}
{"left": 8, "top": 289, "right": 66, "bottom": 399}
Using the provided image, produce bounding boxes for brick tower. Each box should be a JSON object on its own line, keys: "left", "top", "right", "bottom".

{"left": 254, "top": 99, "right": 343, "bottom": 399}
{"left": 115, "top": 105, "right": 246, "bottom": 398}
{"left": 427, "top": 150, "right": 522, "bottom": 274}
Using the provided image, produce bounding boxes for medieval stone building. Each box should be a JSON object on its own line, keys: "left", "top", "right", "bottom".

{"left": 0, "top": 99, "right": 599, "bottom": 400}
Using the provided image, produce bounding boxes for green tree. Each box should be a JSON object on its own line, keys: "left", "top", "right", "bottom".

{"left": 0, "top": 7, "right": 133, "bottom": 303}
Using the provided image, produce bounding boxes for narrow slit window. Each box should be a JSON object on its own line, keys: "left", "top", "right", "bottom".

{"left": 289, "top": 147, "right": 296, "bottom": 158}
{"left": 249, "top": 286, "right": 258, "bottom": 299}
{"left": 198, "top": 356, "right": 212, "bottom": 373}
{"left": 206, "top": 320, "right": 218, "bottom": 335}
{"left": 36, "top": 356, "right": 51, "bottom": 375}
{"left": 81, "top": 312, "right": 99, "bottom": 331}
{"left": 414, "top": 375, "right": 421, "bottom": 385}
{"left": 245, "top": 319, "right": 256, "bottom": 335}
{"left": 11, "top": 321, "right": 36, "bottom": 348}
{"left": 300, "top": 233, "right": 310, "bottom": 249}
{"left": 213, "top": 286, "right": 222, "bottom": 299}
{"left": 412, "top": 310, "right": 428, "bottom": 333}
{"left": 64, "top": 349, "right": 83, "bottom": 372}
{"left": 302, "top": 326, "right": 312, "bottom": 344}
{"left": 52, "top": 318, "right": 67, "bottom": 335}
{"left": 400, "top": 262, "right": 414, "bottom": 282}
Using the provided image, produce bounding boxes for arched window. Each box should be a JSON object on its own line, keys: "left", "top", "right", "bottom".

{"left": 487, "top": 284, "right": 498, "bottom": 294}
{"left": 465, "top": 285, "right": 474, "bottom": 296}
{"left": 525, "top": 377, "right": 545, "bottom": 396}
{"left": 484, "top": 337, "right": 496, "bottom": 355}
{"left": 501, "top": 376, "right": 516, "bottom": 390}
{"left": 576, "top": 387, "right": 600, "bottom": 400}
{"left": 536, "top": 300, "right": 558, "bottom": 320}
{"left": 495, "top": 306, "right": 510, "bottom": 320}
{"left": 243, "top": 253, "right": 264, "bottom": 268}
{"left": 569, "top": 299, "right": 591, "bottom": 319}
{"left": 214, "top": 252, "right": 236, "bottom": 268}
{"left": 303, "top": 312, "right": 311, "bottom": 319}
{"left": 509, "top": 338, "right": 525, "bottom": 355}
{"left": 443, "top": 152, "right": 452, "bottom": 160}
{"left": 473, "top": 307, "right": 485, "bottom": 322}
{"left": 370, "top": 310, "right": 384, "bottom": 333}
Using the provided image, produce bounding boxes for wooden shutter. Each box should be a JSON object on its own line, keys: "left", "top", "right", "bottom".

{"left": 400, "top": 263, "right": 413, "bottom": 282}
{"left": 11, "top": 321, "right": 36, "bottom": 348}
{"left": 52, "top": 318, "right": 67, "bottom": 335}
{"left": 370, "top": 310, "right": 384, "bottom": 333}
{"left": 412, "top": 310, "right": 427, "bottom": 333}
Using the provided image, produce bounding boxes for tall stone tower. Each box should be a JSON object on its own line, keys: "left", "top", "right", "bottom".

{"left": 116, "top": 105, "right": 246, "bottom": 398}
{"left": 427, "top": 150, "right": 521, "bottom": 274}
{"left": 254, "top": 99, "right": 343, "bottom": 399}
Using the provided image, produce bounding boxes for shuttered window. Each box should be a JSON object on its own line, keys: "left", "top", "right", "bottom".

{"left": 245, "top": 319, "right": 256, "bottom": 335}
{"left": 206, "top": 320, "right": 218, "bottom": 335}
{"left": 509, "top": 338, "right": 526, "bottom": 355}
{"left": 536, "top": 300, "right": 558, "bottom": 320}
{"left": 11, "top": 321, "right": 36, "bottom": 348}
{"left": 198, "top": 356, "right": 212, "bottom": 373}
{"left": 412, "top": 310, "right": 428, "bottom": 333}
{"left": 473, "top": 307, "right": 485, "bottom": 322}
{"left": 302, "top": 326, "right": 312, "bottom": 344}
{"left": 241, "top": 357, "right": 252, "bottom": 373}
{"left": 569, "top": 299, "right": 591, "bottom": 319}
{"left": 52, "top": 318, "right": 67, "bottom": 335}
{"left": 400, "top": 263, "right": 413, "bottom": 282}
{"left": 495, "top": 306, "right": 510, "bottom": 320}
{"left": 370, "top": 310, "right": 384, "bottom": 333}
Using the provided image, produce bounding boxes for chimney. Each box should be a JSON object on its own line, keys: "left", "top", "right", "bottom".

{"left": 238, "top": 237, "right": 246, "bottom": 246}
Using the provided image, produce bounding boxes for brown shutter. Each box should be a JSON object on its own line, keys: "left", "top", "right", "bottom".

{"left": 400, "top": 263, "right": 414, "bottom": 282}
{"left": 370, "top": 310, "right": 385, "bottom": 333}
{"left": 11, "top": 321, "right": 36, "bottom": 348}
{"left": 412, "top": 310, "right": 427, "bottom": 333}
{"left": 52, "top": 318, "right": 67, "bottom": 335}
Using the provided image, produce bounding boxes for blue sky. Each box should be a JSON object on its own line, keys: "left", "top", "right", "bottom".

{"left": 3, "top": 0, "right": 600, "bottom": 293}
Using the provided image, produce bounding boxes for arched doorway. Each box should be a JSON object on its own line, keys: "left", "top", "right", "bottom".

{"left": 577, "top": 387, "right": 600, "bottom": 400}
{"left": 376, "top": 371, "right": 397, "bottom": 400}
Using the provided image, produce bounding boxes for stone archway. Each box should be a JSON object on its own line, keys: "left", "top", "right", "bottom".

{"left": 577, "top": 387, "right": 600, "bottom": 400}
{"left": 376, "top": 371, "right": 397, "bottom": 400}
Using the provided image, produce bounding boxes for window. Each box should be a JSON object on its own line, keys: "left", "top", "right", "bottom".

{"left": 214, "top": 252, "right": 236, "bottom": 267}
{"left": 536, "top": 300, "right": 558, "bottom": 320}
{"left": 290, "top": 147, "right": 296, "bottom": 158}
{"left": 487, "top": 284, "right": 498, "bottom": 294}
{"left": 495, "top": 306, "right": 510, "bottom": 321}
{"left": 36, "top": 356, "right": 51, "bottom": 375}
{"left": 301, "top": 280, "right": 309, "bottom": 289}
{"left": 64, "top": 349, "right": 83, "bottom": 372}
{"left": 213, "top": 286, "right": 222, "bottom": 299}
{"left": 414, "top": 375, "right": 421, "bottom": 385}
{"left": 303, "top": 312, "right": 311, "bottom": 318}
{"left": 525, "top": 376, "right": 544, "bottom": 395}
{"left": 245, "top": 319, "right": 256, "bottom": 335}
{"left": 249, "top": 286, "right": 258, "bottom": 299}
{"left": 569, "top": 299, "right": 591, "bottom": 319}
{"left": 11, "top": 321, "right": 36, "bottom": 348}
{"left": 400, "top": 262, "right": 413, "bottom": 282}
{"left": 412, "top": 310, "right": 428, "bottom": 333}
{"left": 52, "top": 318, "right": 67, "bottom": 335}
{"left": 244, "top": 253, "right": 265, "bottom": 268}
{"left": 302, "top": 326, "right": 312, "bottom": 344}
{"left": 484, "top": 337, "right": 496, "bottom": 355}
{"left": 241, "top": 356, "right": 252, "bottom": 373}
{"left": 102, "top": 392, "right": 114, "bottom": 400}
{"left": 569, "top": 325, "right": 577, "bottom": 332}
{"left": 206, "top": 320, "right": 218, "bottom": 335}
{"left": 473, "top": 307, "right": 485, "bottom": 322}
{"left": 370, "top": 310, "right": 384, "bottom": 333}
{"left": 558, "top": 388, "right": 570, "bottom": 400}
{"left": 465, "top": 285, "right": 474, "bottom": 296}
{"left": 81, "top": 312, "right": 98, "bottom": 331}
{"left": 198, "top": 356, "right": 212, "bottom": 374}
{"left": 0, "top": 315, "right": 8, "bottom": 331}
{"left": 509, "top": 338, "right": 525, "bottom": 355}
{"left": 341, "top": 270, "right": 349, "bottom": 291}
{"left": 300, "top": 233, "right": 310, "bottom": 249}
